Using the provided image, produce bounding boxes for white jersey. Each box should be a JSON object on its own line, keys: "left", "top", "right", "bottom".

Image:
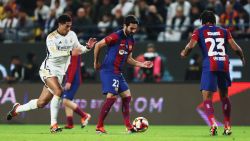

{"left": 40, "top": 30, "right": 90, "bottom": 82}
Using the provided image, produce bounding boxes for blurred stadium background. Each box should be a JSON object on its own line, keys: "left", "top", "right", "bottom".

{"left": 0, "top": 0, "right": 250, "bottom": 140}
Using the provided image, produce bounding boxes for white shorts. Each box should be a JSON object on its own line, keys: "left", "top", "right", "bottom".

{"left": 39, "top": 68, "right": 64, "bottom": 94}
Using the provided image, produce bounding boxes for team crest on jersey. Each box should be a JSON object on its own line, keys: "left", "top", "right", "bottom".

{"left": 119, "top": 50, "right": 128, "bottom": 55}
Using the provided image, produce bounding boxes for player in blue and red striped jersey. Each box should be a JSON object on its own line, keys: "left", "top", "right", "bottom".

{"left": 62, "top": 55, "right": 91, "bottom": 129}
{"left": 94, "top": 15, "right": 153, "bottom": 134}
{"left": 181, "top": 10, "right": 245, "bottom": 136}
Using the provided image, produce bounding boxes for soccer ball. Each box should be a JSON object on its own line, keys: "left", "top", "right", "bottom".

{"left": 132, "top": 117, "right": 149, "bottom": 132}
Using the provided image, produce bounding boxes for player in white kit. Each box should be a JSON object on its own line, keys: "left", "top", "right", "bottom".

{"left": 6, "top": 14, "right": 97, "bottom": 133}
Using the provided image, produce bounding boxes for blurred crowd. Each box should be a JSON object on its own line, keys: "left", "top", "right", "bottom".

{"left": 0, "top": 43, "right": 174, "bottom": 83}
{"left": 0, "top": 0, "right": 250, "bottom": 43}
{"left": 0, "top": 53, "right": 40, "bottom": 83}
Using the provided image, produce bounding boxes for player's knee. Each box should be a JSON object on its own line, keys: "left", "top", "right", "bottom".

{"left": 53, "top": 88, "right": 63, "bottom": 97}
{"left": 62, "top": 98, "right": 70, "bottom": 105}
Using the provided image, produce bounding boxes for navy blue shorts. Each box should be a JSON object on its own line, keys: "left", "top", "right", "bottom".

{"left": 62, "top": 82, "right": 80, "bottom": 100}
{"left": 100, "top": 71, "right": 129, "bottom": 95}
{"left": 200, "top": 71, "right": 231, "bottom": 92}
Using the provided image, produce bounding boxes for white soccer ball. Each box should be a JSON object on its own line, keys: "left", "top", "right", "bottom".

{"left": 132, "top": 117, "right": 149, "bottom": 132}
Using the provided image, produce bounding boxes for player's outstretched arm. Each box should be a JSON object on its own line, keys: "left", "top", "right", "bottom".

{"left": 228, "top": 38, "right": 246, "bottom": 66}
{"left": 180, "top": 39, "right": 197, "bottom": 58}
{"left": 127, "top": 53, "right": 153, "bottom": 68}
{"left": 94, "top": 39, "right": 107, "bottom": 70}
{"left": 73, "top": 38, "right": 97, "bottom": 56}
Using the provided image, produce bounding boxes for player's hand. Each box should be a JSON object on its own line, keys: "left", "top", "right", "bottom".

{"left": 64, "top": 82, "right": 71, "bottom": 90}
{"left": 142, "top": 61, "right": 153, "bottom": 68}
{"left": 71, "top": 47, "right": 82, "bottom": 56}
{"left": 180, "top": 49, "right": 187, "bottom": 58}
{"left": 94, "top": 62, "right": 101, "bottom": 70}
{"left": 86, "top": 38, "right": 97, "bottom": 49}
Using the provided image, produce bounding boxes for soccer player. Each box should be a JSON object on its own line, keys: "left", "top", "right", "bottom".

{"left": 180, "top": 10, "right": 245, "bottom": 136}
{"left": 63, "top": 55, "right": 91, "bottom": 129}
{"left": 6, "top": 14, "right": 96, "bottom": 133}
{"left": 94, "top": 15, "right": 153, "bottom": 134}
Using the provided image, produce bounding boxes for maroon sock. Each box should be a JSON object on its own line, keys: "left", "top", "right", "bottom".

{"left": 66, "top": 116, "right": 73, "bottom": 126}
{"left": 96, "top": 98, "right": 116, "bottom": 128}
{"left": 203, "top": 100, "right": 215, "bottom": 126}
{"left": 74, "top": 106, "right": 87, "bottom": 118}
{"left": 122, "top": 96, "right": 132, "bottom": 129}
{"left": 221, "top": 97, "right": 231, "bottom": 128}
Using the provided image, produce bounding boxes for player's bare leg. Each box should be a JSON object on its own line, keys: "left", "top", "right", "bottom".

{"left": 7, "top": 86, "right": 53, "bottom": 120}
{"left": 219, "top": 88, "right": 232, "bottom": 135}
{"left": 63, "top": 99, "right": 91, "bottom": 129}
{"left": 120, "top": 90, "right": 137, "bottom": 133}
{"left": 45, "top": 77, "right": 64, "bottom": 133}
{"left": 202, "top": 90, "right": 218, "bottom": 136}
{"left": 96, "top": 93, "right": 117, "bottom": 134}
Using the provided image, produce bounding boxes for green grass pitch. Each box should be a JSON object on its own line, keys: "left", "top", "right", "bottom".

{"left": 0, "top": 125, "right": 250, "bottom": 141}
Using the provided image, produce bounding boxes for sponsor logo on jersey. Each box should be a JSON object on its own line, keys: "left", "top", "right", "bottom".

{"left": 213, "top": 56, "right": 226, "bottom": 61}
{"left": 58, "top": 46, "right": 71, "bottom": 50}
{"left": 119, "top": 49, "right": 128, "bottom": 55}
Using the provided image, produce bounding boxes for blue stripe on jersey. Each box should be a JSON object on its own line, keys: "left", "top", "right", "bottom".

{"left": 101, "top": 30, "right": 133, "bottom": 73}
{"left": 198, "top": 26, "right": 208, "bottom": 57}
{"left": 198, "top": 25, "right": 230, "bottom": 72}
{"left": 198, "top": 26, "right": 210, "bottom": 71}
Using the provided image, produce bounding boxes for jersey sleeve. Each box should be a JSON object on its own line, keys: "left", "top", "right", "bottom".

{"left": 191, "top": 29, "right": 199, "bottom": 41}
{"left": 66, "top": 56, "right": 78, "bottom": 83}
{"left": 226, "top": 29, "right": 232, "bottom": 40}
{"left": 46, "top": 37, "right": 71, "bottom": 57}
{"left": 104, "top": 33, "right": 119, "bottom": 46}
{"left": 72, "top": 31, "right": 91, "bottom": 54}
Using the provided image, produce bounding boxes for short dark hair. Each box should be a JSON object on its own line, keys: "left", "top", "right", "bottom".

{"left": 200, "top": 10, "right": 216, "bottom": 25}
{"left": 57, "top": 14, "right": 72, "bottom": 24}
{"left": 124, "top": 15, "right": 139, "bottom": 26}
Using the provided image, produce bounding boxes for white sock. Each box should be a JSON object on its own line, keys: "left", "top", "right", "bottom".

{"left": 16, "top": 99, "right": 38, "bottom": 113}
{"left": 50, "top": 95, "right": 61, "bottom": 126}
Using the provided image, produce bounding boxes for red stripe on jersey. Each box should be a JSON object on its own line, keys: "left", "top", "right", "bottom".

{"left": 191, "top": 29, "right": 199, "bottom": 41}
{"left": 127, "top": 40, "right": 134, "bottom": 53}
{"left": 67, "top": 56, "right": 81, "bottom": 83}
{"left": 104, "top": 33, "right": 119, "bottom": 46}
{"left": 209, "top": 56, "right": 218, "bottom": 71}
{"left": 114, "top": 40, "right": 126, "bottom": 74}
{"left": 218, "top": 28, "right": 230, "bottom": 72}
